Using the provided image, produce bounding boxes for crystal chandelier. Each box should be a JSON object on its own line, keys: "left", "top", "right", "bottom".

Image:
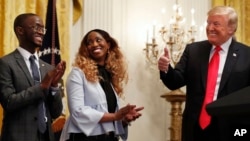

{"left": 144, "top": 0, "right": 197, "bottom": 66}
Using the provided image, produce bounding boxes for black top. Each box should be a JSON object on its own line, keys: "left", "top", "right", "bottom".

{"left": 98, "top": 65, "right": 117, "bottom": 113}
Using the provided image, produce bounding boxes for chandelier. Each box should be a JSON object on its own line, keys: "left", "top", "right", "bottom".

{"left": 144, "top": 0, "right": 197, "bottom": 66}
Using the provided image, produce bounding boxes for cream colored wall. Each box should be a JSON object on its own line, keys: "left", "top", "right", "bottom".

{"left": 70, "top": 0, "right": 211, "bottom": 140}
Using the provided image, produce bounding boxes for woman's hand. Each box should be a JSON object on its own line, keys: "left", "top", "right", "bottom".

{"left": 115, "top": 104, "right": 136, "bottom": 120}
{"left": 122, "top": 105, "right": 144, "bottom": 126}
{"left": 100, "top": 104, "right": 144, "bottom": 123}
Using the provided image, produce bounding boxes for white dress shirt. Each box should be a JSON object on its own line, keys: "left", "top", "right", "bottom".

{"left": 211, "top": 37, "right": 232, "bottom": 101}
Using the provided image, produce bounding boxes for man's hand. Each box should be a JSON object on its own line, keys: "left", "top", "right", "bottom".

{"left": 51, "top": 61, "right": 66, "bottom": 87}
{"left": 40, "top": 61, "right": 66, "bottom": 90}
{"left": 158, "top": 47, "right": 171, "bottom": 72}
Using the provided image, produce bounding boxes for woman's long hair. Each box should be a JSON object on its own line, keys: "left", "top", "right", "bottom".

{"left": 73, "top": 29, "right": 128, "bottom": 97}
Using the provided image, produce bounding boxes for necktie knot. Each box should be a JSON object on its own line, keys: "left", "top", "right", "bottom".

{"left": 29, "top": 55, "right": 40, "bottom": 82}
{"left": 29, "top": 55, "right": 36, "bottom": 61}
{"left": 215, "top": 46, "right": 222, "bottom": 53}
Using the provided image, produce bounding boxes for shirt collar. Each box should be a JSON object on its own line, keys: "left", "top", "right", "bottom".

{"left": 212, "top": 37, "right": 232, "bottom": 53}
{"left": 17, "top": 47, "right": 39, "bottom": 61}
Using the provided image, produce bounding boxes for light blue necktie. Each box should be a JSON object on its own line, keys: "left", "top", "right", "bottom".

{"left": 29, "top": 55, "right": 47, "bottom": 133}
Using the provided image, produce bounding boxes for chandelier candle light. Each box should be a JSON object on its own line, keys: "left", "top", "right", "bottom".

{"left": 144, "top": 22, "right": 158, "bottom": 65}
{"left": 160, "top": 5, "right": 196, "bottom": 66}
{"left": 144, "top": 2, "right": 196, "bottom": 66}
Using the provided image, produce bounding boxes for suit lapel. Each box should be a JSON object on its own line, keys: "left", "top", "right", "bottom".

{"left": 218, "top": 40, "right": 239, "bottom": 97}
{"left": 14, "top": 49, "right": 34, "bottom": 86}
{"left": 39, "top": 60, "right": 47, "bottom": 80}
{"left": 200, "top": 41, "right": 213, "bottom": 90}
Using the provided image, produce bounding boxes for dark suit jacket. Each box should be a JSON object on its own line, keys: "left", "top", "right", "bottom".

{"left": 160, "top": 40, "right": 250, "bottom": 141}
{"left": 0, "top": 49, "right": 63, "bottom": 141}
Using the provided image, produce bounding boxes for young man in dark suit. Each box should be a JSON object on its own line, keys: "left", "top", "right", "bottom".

{"left": 0, "top": 13, "right": 66, "bottom": 141}
{"left": 158, "top": 6, "right": 250, "bottom": 141}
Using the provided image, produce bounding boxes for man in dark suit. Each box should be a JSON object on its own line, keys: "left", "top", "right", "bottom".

{"left": 0, "top": 13, "right": 66, "bottom": 141}
{"left": 158, "top": 6, "right": 250, "bottom": 141}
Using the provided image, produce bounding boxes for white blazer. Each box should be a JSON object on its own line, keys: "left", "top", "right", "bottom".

{"left": 60, "top": 67, "right": 128, "bottom": 141}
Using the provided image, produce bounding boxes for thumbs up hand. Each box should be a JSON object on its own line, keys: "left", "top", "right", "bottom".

{"left": 158, "top": 47, "right": 171, "bottom": 72}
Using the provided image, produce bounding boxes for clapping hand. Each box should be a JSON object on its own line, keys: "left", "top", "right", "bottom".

{"left": 115, "top": 104, "right": 144, "bottom": 126}
{"left": 40, "top": 61, "right": 66, "bottom": 89}
{"left": 124, "top": 106, "right": 144, "bottom": 122}
{"left": 51, "top": 61, "right": 66, "bottom": 87}
{"left": 123, "top": 105, "right": 144, "bottom": 125}
{"left": 115, "top": 104, "right": 136, "bottom": 120}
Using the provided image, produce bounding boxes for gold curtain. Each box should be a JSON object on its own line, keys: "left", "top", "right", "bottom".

{"left": 212, "top": 0, "right": 250, "bottom": 45}
{"left": 0, "top": 0, "right": 83, "bottom": 132}
{"left": 73, "top": 0, "right": 83, "bottom": 24}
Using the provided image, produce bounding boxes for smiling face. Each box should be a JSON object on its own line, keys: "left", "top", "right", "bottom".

{"left": 23, "top": 16, "right": 45, "bottom": 47}
{"left": 86, "top": 31, "right": 110, "bottom": 65}
{"left": 206, "top": 14, "right": 234, "bottom": 46}
{"left": 15, "top": 14, "right": 45, "bottom": 53}
{"left": 205, "top": 6, "right": 238, "bottom": 46}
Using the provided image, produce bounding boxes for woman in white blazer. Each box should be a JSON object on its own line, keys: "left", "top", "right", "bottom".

{"left": 60, "top": 29, "right": 144, "bottom": 141}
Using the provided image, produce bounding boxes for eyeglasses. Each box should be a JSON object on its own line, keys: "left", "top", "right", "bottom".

{"left": 31, "top": 26, "right": 47, "bottom": 35}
